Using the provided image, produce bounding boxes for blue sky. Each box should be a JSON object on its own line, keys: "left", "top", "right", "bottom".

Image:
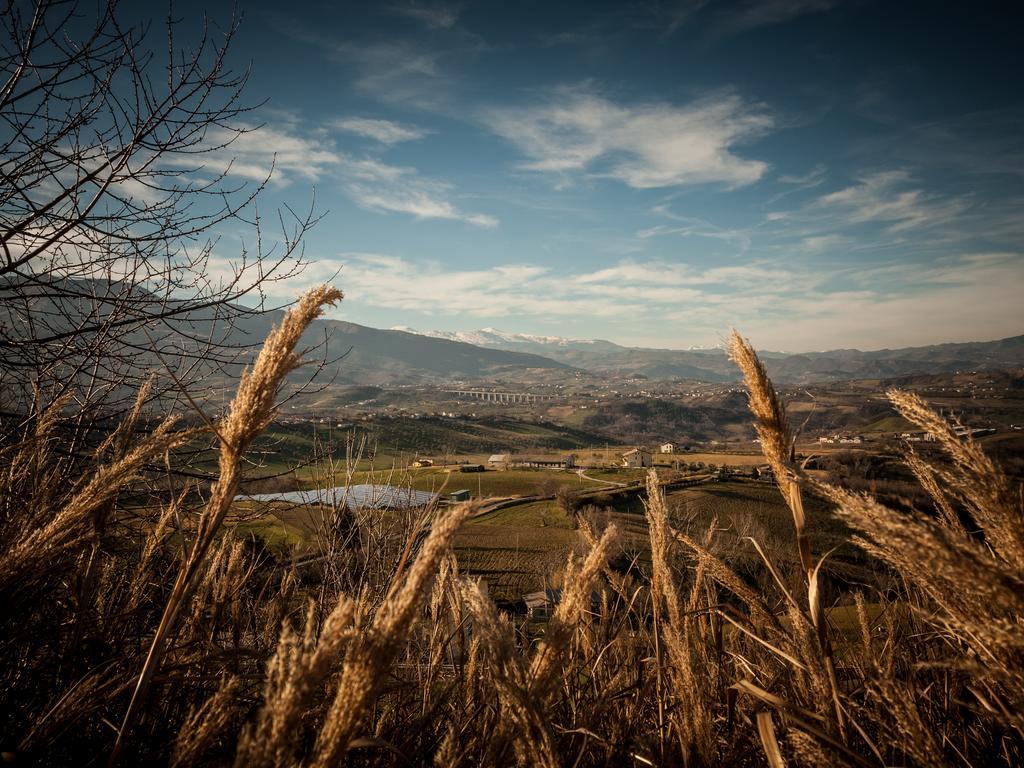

{"left": 186, "top": 0, "right": 1022, "bottom": 351}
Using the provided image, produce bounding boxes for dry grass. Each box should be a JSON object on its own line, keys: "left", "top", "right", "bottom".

{"left": 110, "top": 285, "right": 345, "bottom": 764}
{"left": 1, "top": 314, "right": 1022, "bottom": 767}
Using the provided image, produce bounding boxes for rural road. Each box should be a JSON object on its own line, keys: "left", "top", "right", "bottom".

{"left": 576, "top": 469, "right": 627, "bottom": 487}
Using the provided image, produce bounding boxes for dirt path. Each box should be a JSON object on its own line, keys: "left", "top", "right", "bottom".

{"left": 576, "top": 469, "right": 627, "bottom": 487}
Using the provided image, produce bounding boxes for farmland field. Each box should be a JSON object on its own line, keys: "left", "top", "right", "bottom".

{"left": 664, "top": 480, "right": 862, "bottom": 582}
{"left": 452, "top": 522, "right": 581, "bottom": 601}
{"left": 660, "top": 451, "right": 764, "bottom": 466}
{"left": 234, "top": 462, "right": 861, "bottom": 607}
{"left": 451, "top": 477, "right": 855, "bottom": 603}
{"left": 575, "top": 446, "right": 765, "bottom": 467}
{"left": 333, "top": 467, "right": 602, "bottom": 498}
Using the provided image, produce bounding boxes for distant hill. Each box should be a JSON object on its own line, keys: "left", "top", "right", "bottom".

{"left": 0, "top": 280, "right": 577, "bottom": 391}
{"left": 5, "top": 278, "right": 1021, "bottom": 387}
{"left": 397, "top": 327, "right": 1024, "bottom": 384}
{"left": 394, "top": 326, "right": 738, "bottom": 381}
{"left": 770, "top": 336, "right": 1024, "bottom": 383}
{"left": 225, "top": 316, "right": 577, "bottom": 386}
{"left": 309, "top": 321, "right": 575, "bottom": 384}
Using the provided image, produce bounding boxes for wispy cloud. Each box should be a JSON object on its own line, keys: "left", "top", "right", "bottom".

{"left": 762, "top": 169, "right": 974, "bottom": 257}
{"left": 795, "top": 234, "right": 848, "bottom": 252}
{"left": 347, "top": 183, "right": 498, "bottom": 227}
{"left": 176, "top": 119, "right": 493, "bottom": 227}
{"left": 635, "top": 224, "right": 750, "bottom": 249}
{"left": 333, "top": 254, "right": 814, "bottom": 322}
{"left": 708, "top": 0, "right": 844, "bottom": 38}
{"left": 572, "top": 260, "right": 808, "bottom": 290}
{"left": 385, "top": 2, "right": 461, "bottom": 29}
{"left": 812, "top": 171, "right": 971, "bottom": 232}
{"left": 484, "top": 87, "right": 772, "bottom": 189}
{"left": 270, "top": 30, "right": 451, "bottom": 109}
{"left": 638, "top": 209, "right": 753, "bottom": 249}
{"left": 331, "top": 117, "right": 429, "bottom": 144}
{"left": 339, "top": 41, "right": 445, "bottom": 102}
{"left": 167, "top": 123, "right": 342, "bottom": 186}
{"left": 276, "top": 21, "right": 473, "bottom": 110}
{"left": 767, "top": 163, "right": 828, "bottom": 203}
{"left": 337, "top": 156, "right": 497, "bottom": 227}
{"left": 850, "top": 108, "right": 1024, "bottom": 180}
{"left": 778, "top": 164, "right": 828, "bottom": 186}
{"left": 721, "top": 252, "right": 1024, "bottom": 350}
{"left": 320, "top": 251, "right": 1024, "bottom": 350}
{"left": 337, "top": 254, "right": 620, "bottom": 317}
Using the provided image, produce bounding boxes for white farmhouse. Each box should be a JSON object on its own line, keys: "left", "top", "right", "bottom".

{"left": 622, "top": 448, "right": 653, "bottom": 468}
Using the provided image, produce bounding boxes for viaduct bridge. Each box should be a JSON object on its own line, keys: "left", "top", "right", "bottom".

{"left": 441, "top": 389, "right": 556, "bottom": 404}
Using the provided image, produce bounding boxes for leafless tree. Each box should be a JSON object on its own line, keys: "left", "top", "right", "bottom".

{"left": 0, "top": 0, "right": 315, "bottom": 454}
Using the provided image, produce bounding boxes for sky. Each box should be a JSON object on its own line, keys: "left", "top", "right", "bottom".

{"left": 175, "top": 0, "right": 1023, "bottom": 351}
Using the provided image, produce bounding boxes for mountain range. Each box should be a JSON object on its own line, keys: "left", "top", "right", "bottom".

{"left": 215, "top": 318, "right": 1024, "bottom": 386}
{"left": 386, "top": 326, "right": 1024, "bottom": 384}
{"left": 5, "top": 278, "right": 1021, "bottom": 388}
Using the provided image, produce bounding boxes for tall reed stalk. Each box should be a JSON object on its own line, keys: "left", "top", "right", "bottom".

{"left": 109, "top": 285, "right": 343, "bottom": 765}
{"left": 727, "top": 330, "right": 847, "bottom": 744}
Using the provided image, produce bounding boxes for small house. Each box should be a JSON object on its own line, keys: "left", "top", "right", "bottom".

{"left": 523, "top": 589, "right": 561, "bottom": 618}
{"left": 660, "top": 442, "right": 676, "bottom": 454}
{"left": 449, "top": 489, "right": 471, "bottom": 502}
{"left": 488, "top": 453, "right": 511, "bottom": 469}
{"left": 621, "top": 448, "right": 652, "bottom": 468}
{"left": 523, "top": 588, "right": 604, "bottom": 618}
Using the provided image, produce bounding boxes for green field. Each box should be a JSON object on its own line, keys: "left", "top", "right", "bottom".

{"left": 471, "top": 499, "right": 573, "bottom": 527}
{"left": 320, "top": 467, "right": 601, "bottom": 499}
{"left": 229, "top": 411, "right": 866, "bottom": 609}
{"left": 860, "top": 415, "right": 914, "bottom": 432}
{"left": 453, "top": 521, "right": 580, "bottom": 600}
{"left": 231, "top": 471, "right": 867, "bottom": 606}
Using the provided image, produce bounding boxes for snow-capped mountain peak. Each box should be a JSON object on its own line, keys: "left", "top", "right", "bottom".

{"left": 390, "top": 326, "right": 599, "bottom": 348}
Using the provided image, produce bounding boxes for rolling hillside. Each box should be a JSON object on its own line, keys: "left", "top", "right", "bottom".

{"left": 6, "top": 279, "right": 1022, "bottom": 387}
{"left": 398, "top": 326, "right": 1024, "bottom": 384}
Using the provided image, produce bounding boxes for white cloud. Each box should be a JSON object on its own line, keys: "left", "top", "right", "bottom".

{"left": 348, "top": 183, "right": 498, "bottom": 227}
{"left": 636, "top": 212, "right": 752, "bottom": 249}
{"left": 338, "top": 156, "right": 411, "bottom": 182}
{"left": 484, "top": 88, "right": 771, "bottom": 189}
{"left": 759, "top": 169, "right": 977, "bottom": 259}
{"left": 336, "top": 254, "right": 628, "bottom": 317}
{"left": 330, "top": 254, "right": 814, "bottom": 322}
{"left": 386, "top": 2, "right": 461, "bottom": 29}
{"left": 709, "top": 0, "right": 843, "bottom": 37}
{"left": 712, "top": 252, "right": 1024, "bottom": 350}
{"left": 331, "top": 117, "right": 429, "bottom": 144}
{"left": 798, "top": 234, "right": 847, "bottom": 252}
{"left": 330, "top": 40, "right": 451, "bottom": 109}
{"left": 314, "top": 251, "right": 1024, "bottom": 351}
{"left": 165, "top": 124, "right": 342, "bottom": 186}
{"left": 778, "top": 165, "right": 827, "bottom": 186}
{"left": 165, "top": 119, "right": 494, "bottom": 227}
{"left": 573, "top": 260, "right": 804, "bottom": 289}
{"left": 813, "top": 171, "right": 970, "bottom": 232}
{"left": 338, "top": 156, "right": 497, "bottom": 227}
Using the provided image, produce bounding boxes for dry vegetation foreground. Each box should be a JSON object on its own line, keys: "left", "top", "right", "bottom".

{"left": 2, "top": 303, "right": 1023, "bottom": 768}
{"left": 9, "top": 1, "right": 1023, "bottom": 763}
